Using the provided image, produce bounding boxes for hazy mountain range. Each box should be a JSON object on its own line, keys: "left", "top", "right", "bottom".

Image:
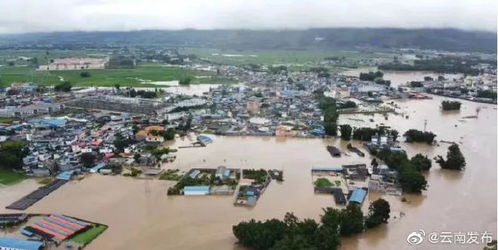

{"left": 0, "top": 28, "right": 495, "bottom": 53}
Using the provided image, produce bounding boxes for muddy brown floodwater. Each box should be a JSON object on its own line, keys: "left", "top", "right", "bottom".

{"left": 0, "top": 95, "right": 495, "bottom": 250}
{"left": 341, "top": 67, "right": 463, "bottom": 88}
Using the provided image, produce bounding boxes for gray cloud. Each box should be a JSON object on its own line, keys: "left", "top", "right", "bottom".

{"left": 0, "top": 0, "right": 495, "bottom": 33}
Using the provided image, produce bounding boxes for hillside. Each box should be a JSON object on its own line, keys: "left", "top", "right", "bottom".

{"left": 0, "top": 28, "right": 495, "bottom": 53}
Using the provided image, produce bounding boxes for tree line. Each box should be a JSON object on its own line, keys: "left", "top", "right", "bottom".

{"left": 318, "top": 96, "right": 339, "bottom": 136}
{"left": 339, "top": 126, "right": 398, "bottom": 142}
{"left": 379, "top": 57, "right": 481, "bottom": 76}
{"left": 403, "top": 129, "right": 436, "bottom": 144}
{"left": 233, "top": 199, "right": 390, "bottom": 250}
{"left": 359, "top": 71, "right": 383, "bottom": 81}
{"left": 0, "top": 141, "right": 26, "bottom": 170}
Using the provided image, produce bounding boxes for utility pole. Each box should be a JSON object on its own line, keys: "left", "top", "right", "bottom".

{"left": 424, "top": 119, "right": 427, "bottom": 132}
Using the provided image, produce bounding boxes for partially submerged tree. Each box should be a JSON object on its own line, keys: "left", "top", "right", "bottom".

{"left": 436, "top": 144, "right": 466, "bottom": 170}
{"left": 410, "top": 154, "right": 432, "bottom": 171}
{"left": 365, "top": 198, "right": 391, "bottom": 228}
{"left": 339, "top": 125, "right": 352, "bottom": 140}
{"left": 80, "top": 152, "right": 96, "bottom": 168}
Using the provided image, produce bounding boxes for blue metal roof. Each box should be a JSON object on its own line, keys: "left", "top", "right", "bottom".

{"left": 56, "top": 170, "right": 74, "bottom": 180}
{"left": 90, "top": 163, "right": 106, "bottom": 173}
{"left": 349, "top": 188, "right": 367, "bottom": 204}
{"left": 197, "top": 135, "right": 213, "bottom": 144}
{"left": 312, "top": 166, "right": 343, "bottom": 172}
{"left": 184, "top": 186, "right": 210, "bottom": 192}
{"left": 0, "top": 237, "right": 43, "bottom": 250}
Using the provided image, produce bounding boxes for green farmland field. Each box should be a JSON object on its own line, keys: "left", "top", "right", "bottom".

{"left": 181, "top": 48, "right": 383, "bottom": 66}
{"left": 0, "top": 169, "right": 26, "bottom": 186}
{"left": 0, "top": 63, "right": 227, "bottom": 87}
{"left": 71, "top": 224, "right": 108, "bottom": 245}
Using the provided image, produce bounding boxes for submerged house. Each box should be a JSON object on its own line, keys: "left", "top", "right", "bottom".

{"left": 326, "top": 146, "right": 341, "bottom": 157}
{"left": 215, "top": 166, "right": 231, "bottom": 180}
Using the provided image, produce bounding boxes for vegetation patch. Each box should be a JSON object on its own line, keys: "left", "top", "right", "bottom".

{"left": 0, "top": 169, "right": 26, "bottom": 185}
{"left": 441, "top": 100, "right": 461, "bottom": 111}
{"left": 0, "top": 63, "right": 226, "bottom": 87}
{"left": 71, "top": 224, "right": 108, "bottom": 245}
{"left": 37, "top": 177, "right": 54, "bottom": 185}
{"left": 242, "top": 169, "right": 269, "bottom": 185}
{"left": 314, "top": 178, "right": 334, "bottom": 188}
{"left": 436, "top": 144, "right": 466, "bottom": 170}
{"left": 159, "top": 169, "right": 182, "bottom": 181}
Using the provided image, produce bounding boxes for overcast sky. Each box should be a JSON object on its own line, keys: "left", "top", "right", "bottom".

{"left": 0, "top": 0, "right": 496, "bottom": 33}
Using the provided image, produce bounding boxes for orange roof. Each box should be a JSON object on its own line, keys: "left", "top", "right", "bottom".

{"left": 144, "top": 126, "right": 165, "bottom": 133}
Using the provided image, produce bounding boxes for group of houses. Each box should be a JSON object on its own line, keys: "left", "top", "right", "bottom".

{"left": 312, "top": 163, "right": 400, "bottom": 206}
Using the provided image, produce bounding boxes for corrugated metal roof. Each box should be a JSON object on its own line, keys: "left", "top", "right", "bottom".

{"left": 90, "top": 163, "right": 106, "bottom": 173}
{"left": 349, "top": 188, "right": 367, "bottom": 204}
{"left": 0, "top": 237, "right": 43, "bottom": 250}
{"left": 184, "top": 186, "right": 210, "bottom": 192}
{"left": 56, "top": 170, "right": 75, "bottom": 180}
{"left": 312, "top": 166, "right": 343, "bottom": 171}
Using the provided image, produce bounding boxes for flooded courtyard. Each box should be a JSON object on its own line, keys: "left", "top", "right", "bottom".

{"left": 0, "top": 95, "right": 496, "bottom": 250}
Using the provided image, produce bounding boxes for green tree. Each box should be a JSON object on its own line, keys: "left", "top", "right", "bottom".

{"left": 179, "top": 76, "right": 192, "bottom": 85}
{"left": 134, "top": 153, "right": 141, "bottom": 163}
{"left": 410, "top": 154, "right": 432, "bottom": 171}
{"left": 272, "top": 235, "right": 315, "bottom": 250}
{"left": 79, "top": 152, "right": 96, "bottom": 168}
{"left": 54, "top": 81, "right": 72, "bottom": 92}
{"left": 80, "top": 71, "right": 91, "bottom": 78}
{"left": 162, "top": 128, "right": 176, "bottom": 141}
{"left": 232, "top": 219, "right": 287, "bottom": 250}
{"left": 339, "top": 125, "right": 352, "bottom": 140}
{"left": 398, "top": 165, "right": 427, "bottom": 192}
{"left": 436, "top": 144, "right": 466, "bottom": 170}
{"left": 0, "top": 141, "right": 26, "bottom": 170}
{"left": 320, "top": 207, "right": 342, "bottom": 230}
{"left": 318, "top": 97, "right": 338, "bottom": 136}
{"left": 365, "top": 198, "right": 390, "bottom": 228}
{"left": 403, "top": 129, "right": 436, "bottom": 144}
{"left": 314, "top": 226, "right": 340, "bottom": 250}
{"left": 339, "top": 204, "right": 364, "bottom": 236}
{"left": 441, "top": 101, "right": 461, "bottom": 111}
{"left": 113, "top": 133, "right": 130, "bottom": 152}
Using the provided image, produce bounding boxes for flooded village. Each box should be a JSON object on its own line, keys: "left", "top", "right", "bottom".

{"left": 0, "top": 48, "right": 496, "bottom": 250}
